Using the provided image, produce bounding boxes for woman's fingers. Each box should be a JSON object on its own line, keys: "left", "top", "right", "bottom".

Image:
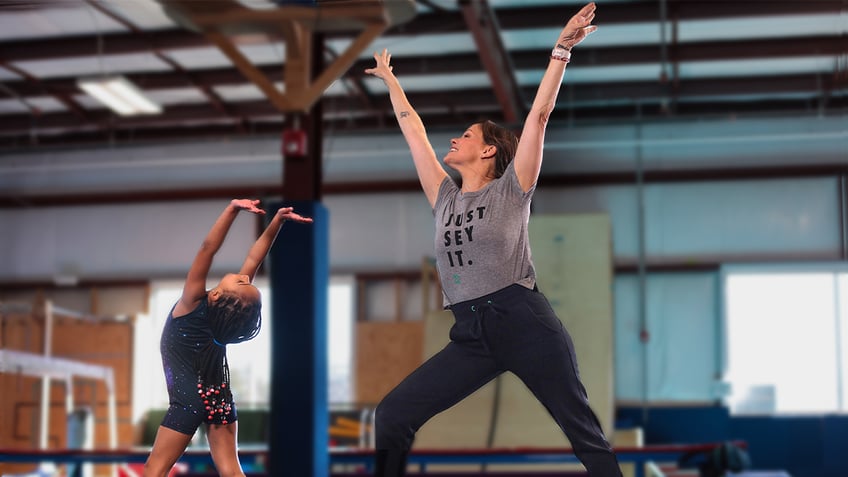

{"left": 369, "top": 49, "right": 390, "bottom": 65}
{"left": 570, "top": 2, "right": 595, "bottom": 28}
{"left": 579, "top": 2, "right": 596, "bottom": 17}
{"left": 561, "top": 2, "right": 597, "bottom": 48}
{"left": 366, "top": 49, "right": 394, "bottom": 77}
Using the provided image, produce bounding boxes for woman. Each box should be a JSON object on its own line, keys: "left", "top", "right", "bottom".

{"left": 364, "top": 3, "right": 622, "bottom": 476}
{"left": 143, "top": 200, "right": 312, "bottom": 477}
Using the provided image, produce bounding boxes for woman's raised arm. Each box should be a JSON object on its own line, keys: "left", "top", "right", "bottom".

{"left": 513, "top": 2, "right": 597, "bottom": 192}
{"left": 366, "top": 49, "right": 448, "bottom": 207}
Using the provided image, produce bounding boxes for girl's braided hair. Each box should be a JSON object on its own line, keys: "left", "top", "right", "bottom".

{"left": 195, "top": 292, "right": 262, "bottom": 425}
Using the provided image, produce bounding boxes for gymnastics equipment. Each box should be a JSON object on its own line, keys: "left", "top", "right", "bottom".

{"left": 0, "top": 301, "right": 119, "bottom": 477}
{"left": 0, "top": 442, "right": 751, "bottom": 477}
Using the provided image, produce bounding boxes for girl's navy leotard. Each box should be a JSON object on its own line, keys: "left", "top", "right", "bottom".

{"left": 159, "top": 297, "right": 238, "bottom": 435}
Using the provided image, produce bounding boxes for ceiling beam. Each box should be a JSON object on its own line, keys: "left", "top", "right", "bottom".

{"left": 2, "top": 1, "right": 842, "bottom": 63}
{"left": 460, "top": 0, "right": 524, "bottom": 123}
{"left": 0, "top": 30, "right": 207, "bottom": 62}
{"left": 1, "top": 97, "right": 843, "bottom": 150}
{"left": 4, "top": 35, "right": 842, "bottom": 100}
{"left": 0, "top": 74, "right": 846, "bottom": 147}
{"left": 5, "top": 65, "right": 270, "bottom": 97}
{"left": 0, "top": 60, "right": 89, "bottom": 122}
{"left": 494, "top": 0, "right": 844, "bottom": 29}
{"left": 0, "top": 1, "right": 843, "bottom": 149}
{"left": 84, "top": 0, "right": 242, "bottom": 125}
{"left": 1, "top": 70, "right": 837, "bottom": 126}
{"left": 323, "top": 46, "right": 379, "bottom": 118}
{"left": 0, "top": 73, "right": 827, "bottom": 129}
{"left": 158, "top": 0, "right": 410, "bottom": 113}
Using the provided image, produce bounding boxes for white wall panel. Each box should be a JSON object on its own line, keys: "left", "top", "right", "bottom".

{"left": 1, "top": 174, "right": 842, "bottom": 282}
{"left": 0, "top": 140, "right": 284, "bottom": 196}
{"left": 324, "top": 192, "right": 435, "bottom": 271}
{"left": 0, "top": 201, "right": 257, "bottom": 282}
{"left": 534, "top": 177, "right": 842, "bottom": 261}
{"left": 534, "top": 185, "right": 639, "bottom": 259}
{"left": 541, "top": 116, "right": 847, "bottom": 174}
{"left": 615, "top": 272, "right": 719, "bottom": 402}
{"left": 0, "top": 193, "right": 437, "bottom": 282}
{"left": 644, "top": 178, "right": 841, "bottom": 259}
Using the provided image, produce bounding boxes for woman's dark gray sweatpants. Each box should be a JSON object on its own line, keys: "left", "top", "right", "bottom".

{"left": 374, "top": 284, "right": 623, "bottom": 477}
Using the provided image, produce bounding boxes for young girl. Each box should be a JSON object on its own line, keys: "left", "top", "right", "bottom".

{"left": 143, "top": 199, "right": 312, "bottom": 477}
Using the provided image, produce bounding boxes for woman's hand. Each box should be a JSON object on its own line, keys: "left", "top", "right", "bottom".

{"left": 364, "top": 48, "right": 395, "bottom": 82}
{"left": 557, "top": 2, "right": 597, "bottom": 50}
{"left": 231, "top": 199, "right": 265, "bottom": 215}
{"left": 275, "top": 207, "right": 313, "bottom": 224}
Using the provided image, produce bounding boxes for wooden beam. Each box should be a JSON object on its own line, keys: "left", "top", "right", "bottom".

{"left": 206, "top": 22, "right": 389, "bottom": 113}
{"left": 323, "top": 46, "right": 379, "bottom": 115}
{"left": 165, "top": 0, "right": 402, "bottom": 113}
{"left": 205, "top": 30, "right": 296, "bottom": 111}
{"left": 281, "top": 21, "right": 311, "bottom": 107}
{"left": 303, "top": 22, "right": 387, "bottom": 111}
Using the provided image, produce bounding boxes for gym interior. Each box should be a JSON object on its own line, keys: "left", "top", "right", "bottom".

{"left": 1, "top": 1, "right": 846, "bottom": 476}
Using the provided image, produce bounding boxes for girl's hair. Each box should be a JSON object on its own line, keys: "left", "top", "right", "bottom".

{"left": 195, "top": 292, "right": 262, "bottom": 425}
{"left": 206, "top": 292, "right": 262, "bottom": 345}
{"left": 478, "top": 120, "right": 519, "bottom": 179}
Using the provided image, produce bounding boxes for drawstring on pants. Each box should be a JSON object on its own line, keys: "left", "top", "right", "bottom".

{"left": 468, "top": 299, "right": 494, "bottom": 353}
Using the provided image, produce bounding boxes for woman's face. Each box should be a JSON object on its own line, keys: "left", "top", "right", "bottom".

{"left": 443, "top": 123, "right": 488, "bottom": 169}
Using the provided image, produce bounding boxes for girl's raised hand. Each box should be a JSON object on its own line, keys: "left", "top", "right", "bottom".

{"left": 231, "top": 199, "right": 266, "bottom": 214}
{"left": 276, "top": 207, "right": 313, "bottom": 224}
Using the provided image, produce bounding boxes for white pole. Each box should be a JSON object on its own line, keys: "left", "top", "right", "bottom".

{"left": 39, "top": 300, "right": 54, "bottom": 450}
{"left": 66, "top": 376, "right": 74, "bottom": 415}
{"left": 108, "top": 370, "right": 118, "bottom": 477}
{"left": 38, "top": 300, "right": 56, "bottom": 477}
{"left": 66, "top": 374, "right": 76, "bottom": 475}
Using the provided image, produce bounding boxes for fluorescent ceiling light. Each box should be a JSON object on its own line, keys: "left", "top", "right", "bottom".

{"left": 77, "top": 76, "right": 162, "bottom": 116}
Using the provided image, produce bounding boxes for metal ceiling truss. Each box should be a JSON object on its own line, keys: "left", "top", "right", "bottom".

{"left": 0, "top": 0, "right": 844, "bottom": 148}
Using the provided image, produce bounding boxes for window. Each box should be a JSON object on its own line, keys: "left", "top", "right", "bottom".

{"left": 328, "top": 276, "right": 355, "bottom": 404}
{"left": 722, "top": 264, "right": 848, "bottom": 415}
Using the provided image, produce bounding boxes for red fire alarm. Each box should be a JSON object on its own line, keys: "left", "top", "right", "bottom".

{"left": 282, "top": 129, "right": 307, "bottom": 157}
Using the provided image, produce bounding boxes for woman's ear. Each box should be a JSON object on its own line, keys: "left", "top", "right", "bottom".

{"left": 481, "top": 144, "right": 497, "bottom": 160}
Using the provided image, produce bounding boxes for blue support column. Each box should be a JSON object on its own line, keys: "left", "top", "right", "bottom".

{"left": 268, "top": 200, "right": 328, "bottom": 477}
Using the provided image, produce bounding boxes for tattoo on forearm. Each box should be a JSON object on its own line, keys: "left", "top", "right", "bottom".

{"left": 399, "top": 111, "right": 410, "bottom": 118}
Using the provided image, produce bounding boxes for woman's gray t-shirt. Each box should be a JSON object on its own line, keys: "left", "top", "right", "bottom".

{"left": 433, "top": 161, "right": 537, "bottom": 306}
